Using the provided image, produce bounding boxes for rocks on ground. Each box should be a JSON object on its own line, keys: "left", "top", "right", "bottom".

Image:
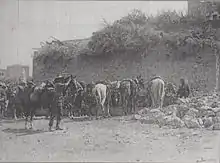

{"left": 135, "top": 94, "right": 220, "bottom": 130}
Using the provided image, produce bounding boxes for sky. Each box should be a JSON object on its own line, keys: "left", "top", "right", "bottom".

{"left": 0, "top": 0, "right": 188, "bottom": 76}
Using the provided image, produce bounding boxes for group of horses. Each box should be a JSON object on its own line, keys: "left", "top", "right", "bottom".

{"left": 0, "top": 74, "right": 190, "bottom": 130}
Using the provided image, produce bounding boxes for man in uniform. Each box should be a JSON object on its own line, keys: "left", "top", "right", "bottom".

{"left": 177, "top": 78, "right": 190, "bottom": 98}
{"left": 49, "top": 74, "right": 70, "bottom": 131}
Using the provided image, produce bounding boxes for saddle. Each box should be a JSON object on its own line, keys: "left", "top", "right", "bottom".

{"left": 150, "top": 76, "right": 163, "bottom": 81}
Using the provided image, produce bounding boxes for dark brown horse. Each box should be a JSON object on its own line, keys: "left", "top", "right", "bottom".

{"left": 64, "top": 75, "right": 85, "bottom": 117}
{"left": 119, "top": 75, "right": 144, "bottom": 115}
{"left": 25, "top": 81, "right": 55, "bottom": 129}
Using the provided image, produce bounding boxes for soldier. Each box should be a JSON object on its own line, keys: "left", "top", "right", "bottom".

{"left": 177, "top": 78, "right": 190, "bottom": 98}
{"left": 49, "top": 74, "right": 70, "bottom": 131}
{"left": 0, "top": 82, "right": 7, "bottom": 117}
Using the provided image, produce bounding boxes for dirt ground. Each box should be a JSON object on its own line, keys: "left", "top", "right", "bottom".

{"left": 0, "top": 116, "right": 220, "bottom": 162}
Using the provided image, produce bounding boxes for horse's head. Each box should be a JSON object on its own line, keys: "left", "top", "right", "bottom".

{"left": 64, "top": 75, "right": 79, "bottom": 95}
{"left": 45, "top": 80, "right": 55, "bottom": 88}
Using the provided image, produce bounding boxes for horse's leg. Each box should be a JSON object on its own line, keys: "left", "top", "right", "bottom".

{"left": 155, "top": 85, "right": 159, "bottom": 108}
{"left": 24, "top": 108, "right": 29, "bottom": 129}
{"left": 95, "top": 105, "right": 99, "bottom": 119}
{"left": 13, "top": 105, "right": 17, "bottom": 120}
{"left": 122, "top": 94, "right": 126, "bottom": 115}
{"left": 151, "top": 92, "right": 155, "bottom": 108}
{"left": 131, "top": 97, "right": 134, "bottom": 114}
{"left": 68, "top": 107, "right": 71, "bottom": 118}
{"left": 160, "top": 96, "right": 164, "bottom": 109}
{"left": 125, "top": 95, "right": 128, "bottom": 115}
{"left": 79, "top": 100, "right": 83, "bottom": 116}
{"left": 128, "top": 96, "right": 131, "bottom": 114}
{"left": 101, "top": 95, "right": 106, "bottom": 117}
{"left": 0, "top": 104, "right": 3, "bottom": 117}
{"left": 160, "top": 85, "right": 165, "bottom": 109}
{"left": 49, "top": 112, "right": 55, "bottom": 131}
{"left": 107, "top": 97, "right": 111, "bottom": 117}
{"left": 29, "top": 107, "right": 34, "bottom": 130}
{"left": 5, "top": 100, "right": 9, "bottom": 117}
{"left": 122, "top": 94, "right": 125, "bottom": 115}
{"left": 67, "top": 104, "right": 71, "bottom": 118}
{"left": 133, "top": 96, "right": 136, "bottom": 114}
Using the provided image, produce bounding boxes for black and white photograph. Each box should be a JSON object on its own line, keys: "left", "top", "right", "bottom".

{"left": 1, "top": 0, "right": 220, "bottom": 162}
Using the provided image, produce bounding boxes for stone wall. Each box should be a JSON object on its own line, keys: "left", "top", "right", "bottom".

{"left": 33, "top": 46, "right": 216, "bottom": 92}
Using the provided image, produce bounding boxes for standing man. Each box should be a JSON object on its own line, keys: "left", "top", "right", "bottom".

{"left": 0, "top": 82, "right": 7, "bottom": 117}
{"left": 177, "top": 78, "right": 190, "bottom": 98}
{"left": 49, "top": 74, "right": 70, "bottom": 131}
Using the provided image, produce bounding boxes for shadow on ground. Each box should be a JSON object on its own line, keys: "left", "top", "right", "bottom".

{"left": 0, "top": 119, "right": 24, "bottom": 124}
{"left": 2, "top": 128, "right": 48, "bottom": 136}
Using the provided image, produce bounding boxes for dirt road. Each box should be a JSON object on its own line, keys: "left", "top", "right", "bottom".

{"left": 0, "top": 116, "right": 220, "bottom": 162}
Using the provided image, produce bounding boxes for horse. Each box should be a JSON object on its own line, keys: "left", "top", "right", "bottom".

{"left": 84, "top": 82, "right": 111, "bottom": 118}
{"left": 63, "top": 75, "right": 85, "bottom": 118}
{"left": 146, "top": 76, "right": 165, "bottom": 108}
{"left": 163, "top": 82, "right": 178, "bottom": 107}
{"left": 108, "top": 81, "right": 121, "bottom": 107}
{"left": 119, "top": 75, "right": 144, "bottom": 115}
{"left": 93, "top": 83, "right": 110, "bottom": 118}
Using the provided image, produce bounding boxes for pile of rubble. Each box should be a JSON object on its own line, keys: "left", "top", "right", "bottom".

{"left": 134, "top": 94, "right": 220, "bottom": 130}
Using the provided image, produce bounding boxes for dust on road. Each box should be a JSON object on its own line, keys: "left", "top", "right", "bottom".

{"left": 0, "top": 116, "right": 219, "bottom": 162}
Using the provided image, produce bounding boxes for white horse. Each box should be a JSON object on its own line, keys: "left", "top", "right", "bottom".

{"left": 149, "top": 77, "right": 165, "bottom": 108}
{"left": 92, "top": 83, "right": 110, "bottom": 117}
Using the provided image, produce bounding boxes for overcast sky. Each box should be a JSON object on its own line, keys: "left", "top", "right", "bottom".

{"left": 0, "top": 0, "right": 187, "bottom": 76}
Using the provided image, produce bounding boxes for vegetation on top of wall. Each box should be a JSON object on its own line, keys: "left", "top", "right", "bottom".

{"left": 35, "top": 3, "right": 220, "bottom": 67}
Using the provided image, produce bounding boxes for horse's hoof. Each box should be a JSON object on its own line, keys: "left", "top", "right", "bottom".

{"left": 49, "top": 127, "right": 53, "bottom": 132}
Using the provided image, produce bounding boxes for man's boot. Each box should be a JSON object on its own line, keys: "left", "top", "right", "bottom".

{"left": 56, "top": 119, "right": 63, "bottom": 130}
{"left": 49, "top": 125, "right": 53, "bottom": 131}
{"left": 56, "top": 125, "right": 63, "bottom": 130}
